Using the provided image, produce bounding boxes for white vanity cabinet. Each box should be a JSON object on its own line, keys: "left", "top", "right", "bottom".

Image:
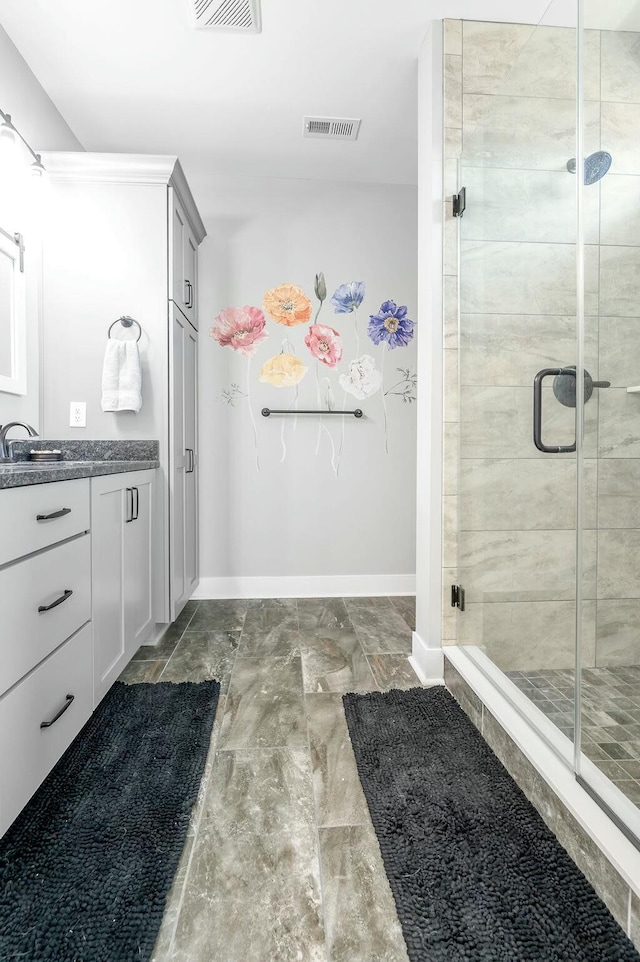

{"left": 0, "top": 478, "right": 93, "bottom": 835}
{"left": 40, "top": 152, "right": 206, "bottom": 629}
{"left": 91, "top": 470, "right": 155, "bottom": 703}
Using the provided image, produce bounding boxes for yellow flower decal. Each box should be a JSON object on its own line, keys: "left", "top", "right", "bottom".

{"left": 263, "top": 283, "right": 313, "bottom": 327}
{"left": 259, "top": 354, "right": 308, "bottom": 388}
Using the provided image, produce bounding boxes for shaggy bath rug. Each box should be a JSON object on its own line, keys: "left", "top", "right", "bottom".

{"left": 0, "top": 679, "right": 220, "bottom": 962}
{"left": 343, "top": 685, "right": 640, "bottom": 962}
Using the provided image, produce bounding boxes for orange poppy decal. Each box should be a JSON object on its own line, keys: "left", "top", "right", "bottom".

{"left": 263, "top": 283, "right": 313, "bottom": 327}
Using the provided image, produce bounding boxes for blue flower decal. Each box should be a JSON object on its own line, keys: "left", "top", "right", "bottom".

{"left": 331, "top": 281, "right": 365, "bottom": 314}
{"left": 368, "top": 300, "right": 414, "bottom": 349}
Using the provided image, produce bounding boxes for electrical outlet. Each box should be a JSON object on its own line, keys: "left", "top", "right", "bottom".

{"left": 69, "top": 401, "right": 86, "bottom": 428}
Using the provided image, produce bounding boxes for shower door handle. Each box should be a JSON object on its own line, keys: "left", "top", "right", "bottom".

{"left": 533, "top": 368, "right": 577, "bottom": 453}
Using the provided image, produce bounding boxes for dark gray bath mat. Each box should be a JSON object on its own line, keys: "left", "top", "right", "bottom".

{"left": 343, "top": 686, "right": 640, "bottom": 962}
{"left": 0, "top": 679, "right": 220, "bottom": 962}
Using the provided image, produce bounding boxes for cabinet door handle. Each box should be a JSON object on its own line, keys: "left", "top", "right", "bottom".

{"left": 125, "top": 487, "right": 134, "bottom": 522}
{"left": 133, "top": 486, "right": 139, "bottom": 520}
{"left": 40, "top": 694, "right": 75, "bottom": 729}
{"left": 38, "top": 589, "right": 73, "bottom": 613}
{"left": 36, "top": 507, "right": 71, "bottom": 521}
{"left": 184, "top": 279, "right": 193, "bottom": 308}
{"left": 186, "top": 448, "right": 194, "bottom": 473}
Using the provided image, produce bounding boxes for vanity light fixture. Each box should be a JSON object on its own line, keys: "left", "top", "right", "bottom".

{"left": 0, "top": 108, "right": 47, "bottom": 176}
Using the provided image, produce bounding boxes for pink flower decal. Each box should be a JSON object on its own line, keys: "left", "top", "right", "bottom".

{"left": 209, "top": 306, "right": 268, "bottom": 357}
{"left": 304, "top": 323, "right": 343, "bottom": 368}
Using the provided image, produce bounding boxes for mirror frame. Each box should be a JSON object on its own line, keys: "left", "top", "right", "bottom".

{"left": 0, "top": 228, "right": 27, "bottom": 396}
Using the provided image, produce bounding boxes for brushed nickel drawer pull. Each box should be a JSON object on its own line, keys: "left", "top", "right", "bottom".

{"left": 40, "top": 694, "right": 74, "bottom": 729}
{"left": 38, "top": 589, "right": 73, "bottom": 613}
{"left": 36, "top": 507, "right": 72, "bottom": 521}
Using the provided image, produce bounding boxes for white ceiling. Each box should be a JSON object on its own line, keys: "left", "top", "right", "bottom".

{"left": 0, "top": 0, "right": 628, "bottom": 189}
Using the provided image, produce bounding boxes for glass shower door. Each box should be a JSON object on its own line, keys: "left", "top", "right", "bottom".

{"left": 455, "top": 11, "right": 582, "bottom": 741}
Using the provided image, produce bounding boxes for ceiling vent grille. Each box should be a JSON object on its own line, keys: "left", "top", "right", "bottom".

{"left": 303, "top": 117, "right": 361, "bottom": 141}
{"left": 190, "top": 0, "right": 261, "bottom": 32}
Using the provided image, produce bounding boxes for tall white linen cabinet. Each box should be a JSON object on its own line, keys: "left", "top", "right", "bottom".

{"left": 39, "top": 153, "right": 206, "bottom": 629}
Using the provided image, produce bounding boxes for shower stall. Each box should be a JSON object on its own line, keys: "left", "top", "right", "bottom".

{"left": 441, "top": 1, "right": 640, "bottom": 853}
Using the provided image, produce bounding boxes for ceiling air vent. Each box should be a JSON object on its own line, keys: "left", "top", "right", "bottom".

{"left": 303, "top": 117, "right": 362, "bottom": 141}
{"left": 189, "top": 0, "right": 262, "bottom": 32}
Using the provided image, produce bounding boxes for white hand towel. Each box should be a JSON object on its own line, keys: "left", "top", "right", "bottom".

{"left": 101, "top": 339, "right": 142, "bottom": 413}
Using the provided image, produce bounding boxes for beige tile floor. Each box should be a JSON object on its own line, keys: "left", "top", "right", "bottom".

{"left": 119, "top": 596, "right": 421, "bottom": 962}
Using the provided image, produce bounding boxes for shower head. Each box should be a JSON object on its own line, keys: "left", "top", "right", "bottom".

{"left": 566, "top": 151, "right": 612, "bottom": 185}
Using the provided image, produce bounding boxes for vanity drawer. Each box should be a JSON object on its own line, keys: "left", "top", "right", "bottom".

{"left": 0, "top": 534, "right": 91, "bottom": 696}
{"left": 0, "top": 478, "right": 90, "bottom": 566}
{"left": 0, "top": 622, "right": 93, "bottom": 836}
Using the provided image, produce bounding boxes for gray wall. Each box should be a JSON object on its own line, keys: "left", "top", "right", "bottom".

{"left": 193, "top": 173, "right": 418, "bottom": 591}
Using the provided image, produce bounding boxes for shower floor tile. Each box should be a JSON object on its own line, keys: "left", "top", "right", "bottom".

{"left": 507, "top": 666, "right": 640, "bottom": 808}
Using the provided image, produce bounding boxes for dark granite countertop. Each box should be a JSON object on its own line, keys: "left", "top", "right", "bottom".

{"left": 0, "top": 440, "right": 160, "bottom": 489}
{"left": 0, "top": 459, "right": 159, "bottom": 489}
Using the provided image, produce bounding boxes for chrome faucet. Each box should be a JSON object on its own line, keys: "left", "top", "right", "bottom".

{"left": 0, "top": 422, "right": 39, "bottom": 461}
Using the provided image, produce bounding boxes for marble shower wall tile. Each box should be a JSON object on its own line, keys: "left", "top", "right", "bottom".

{"left": 444, "top": 19, "right": 462, "bottom": 57}
{"left": 600, "top": 246, "right": 640, "bottom": 317}
{"left": 444, "top": 275, "right": 458, "bottom": 348}
{"left": 598, "top": 317, "right": 640, "bottom": 388}
{"left": 598, "top": 459, "right": 640, "bottom": 527}
{"left": 459, "top": 386, "right": 597, "bottom": 460}
{"left": 462, "top": 21, "right": 534, "bottom": 96}
{"left": 443, "top": 349, "right": 459, "bottom": 422}
{"left": 443, "top": 422, "right": 458, "bottom": 495}
{"left": 602, "top": 102, "right": 640, "bottom": 174}
{"left": 463, "top": 95, "right": 600, "bottom": 171}
{"left": 458, "top": 600, "right": 596, "bottom": 671}
{"left": 597, "top": 530, "right": 640, "bottom": 600}
{"left": 444, "top": 54, "right": 462, "bottom": 128}
{"left": 598, "top": 389, "right": 640, "bottom": 458}
{"left": 600, "top": 176, "right": 640, "bottom": 247}
{"left": 601, "top": 29, "right": 640, "bottom": 103}
{"left": 461, "top": 167, "right": 599, "bottom": 245}
{"left": 306, "top": 693, "right": 369, "bottom": 827}
{"left": 597, "top": 601, "right": 640, "bottom": 667}
{"left": 319, "top": 824, "right": 410, "bottom": 962}
{"left": 442, "top": 567, "right": 459, "bottom": 643}
{"left": 460, "top": 241, "right": 598, "bottom": 316}
{"left": 459, "top": 528, "right": 596, "bottom": 603}
{"left": 460, "top": 315, "right": 598, "bottom": 388}
{"left": 459, "top": 458, "right": 594, "bottom": 531}
{"left": 442, "top": 496, "right": 458, "bottom": 570}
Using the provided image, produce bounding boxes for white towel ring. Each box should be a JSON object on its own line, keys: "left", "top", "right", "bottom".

{"left": 107, "top": 316, "right": 142, "bottom": 342}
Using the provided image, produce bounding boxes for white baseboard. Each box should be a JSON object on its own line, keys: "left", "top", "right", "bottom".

{"left": 410, "top": 631, "right": 444, "bottom": 685}
{"left": 192, "top": 574, "right": 416, "bottom": 600}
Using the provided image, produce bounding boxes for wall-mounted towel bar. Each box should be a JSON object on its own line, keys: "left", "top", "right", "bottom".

{"left": 261, "top": 408, "right": 363, "bottom": 418}
{"left": 107, "top": 316, "right": 142, "bottom": 342}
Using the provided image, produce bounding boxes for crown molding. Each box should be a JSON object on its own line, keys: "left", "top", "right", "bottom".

{"left": 38, "top": 151, "right": 206, "bottom": 242}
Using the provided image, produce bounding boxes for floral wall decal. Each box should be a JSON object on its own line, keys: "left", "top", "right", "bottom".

{"left": 264, "top": 283, "right": 313, "bottom": 327}
{"left": 339, "top": 355, "right": 383, "bottom": 399}
{"left": 305, "top": 324, "right": 343, "bottom": 368}
{"left": 259, "top": 353, "right": 308, "bottom": 387}
{"left": 367, "top": 300, "right": 415, "bottom": 454}
{"left": 217, "top": 383, "right": 248, "bottom": 406}
{"left": 331, "top": 281, "right": 365, "bottom": 354}
{"left": 210, "top": 305, "right": 269, "bottom": 355}
{"left": 367, "top": 300, "right": 414, "bottom": 349}
{"left": 210, "top": 277, "right": 416, "bottom": 474}
{"left": 385, "top": 368, "right": 417, "bottom": 404}
{"left": 210, "top": 305, "right": 266, "bottom": 468}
